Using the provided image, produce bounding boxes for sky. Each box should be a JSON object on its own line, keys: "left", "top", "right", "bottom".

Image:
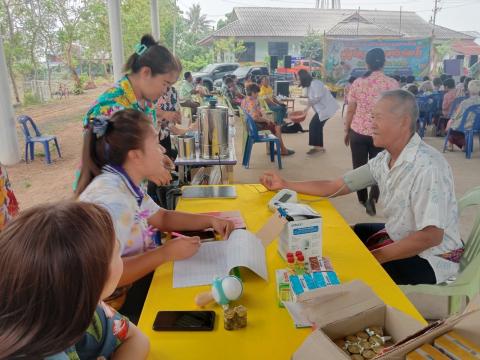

{"left": 177, "top": 0, "right": 480, "bottom": 33}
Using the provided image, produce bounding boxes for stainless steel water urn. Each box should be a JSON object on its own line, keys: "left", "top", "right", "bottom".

{"left": 198, "top": 100, "right": 229, "bottom": 159}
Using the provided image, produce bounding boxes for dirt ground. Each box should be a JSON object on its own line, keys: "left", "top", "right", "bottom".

{"left": 7, "top": 85, "right": 109, "bottom": 206}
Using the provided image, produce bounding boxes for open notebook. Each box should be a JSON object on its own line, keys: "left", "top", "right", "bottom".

{"left": 173, "top": 229, "right": 268, "bottom": 288}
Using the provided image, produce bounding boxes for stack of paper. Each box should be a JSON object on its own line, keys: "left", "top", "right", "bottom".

{"left": 173, "top": 229, "right": 268, "bottom": 288}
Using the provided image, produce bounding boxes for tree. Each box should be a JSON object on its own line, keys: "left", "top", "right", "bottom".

{"left": 0, "top": 0, "right": 25, "bottom": 103}
{"left": 213, "top": 37, "right": 245, "bottom": 63}
{"left": 216, "top": 10, "right": 236, "bottom": 30}
{"left": 185, "top": 3, "right": 212, "bottom": 35}
{"left": 54, "top": 0, "right": 92, "bottom": 89}
{"left": 300, "top": 28, "right": 323, "bottom": 62}
{"left": 79, "top": 0, "right": 110, "bottom": 80}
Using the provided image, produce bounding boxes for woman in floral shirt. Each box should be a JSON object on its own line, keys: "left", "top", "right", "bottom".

{"left": 0, "top": 164, "right": 19, "bottom": 231}
{"left": 344, "top": 48, "right": 399, "bottom": 215}
{"left": 74, "top": 34, "right": 181, "bottom": 191}
{"left": 77, "top": 110, "right": 234, "bottom": 323}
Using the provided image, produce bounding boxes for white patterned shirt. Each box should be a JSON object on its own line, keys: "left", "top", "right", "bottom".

{"left": 79, "top": 166, "right": 160, "bottom": 257}
{"left": 344, "top": 134, "right": 462, "bottom": 283}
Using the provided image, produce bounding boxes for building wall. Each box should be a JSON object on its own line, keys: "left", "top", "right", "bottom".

{"left": 238, "top": 37, "right": 303, "bottom": 62}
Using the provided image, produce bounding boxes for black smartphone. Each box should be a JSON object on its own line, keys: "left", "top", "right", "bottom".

{"left": 153, "top": 310, "right": 216, "bottom": 331}
{"left": 175, "top": 230, "right": 216, "bottom": 242}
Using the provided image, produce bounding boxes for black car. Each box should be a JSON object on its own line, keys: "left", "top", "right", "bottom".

{"left": 214, "top": 65, "right": 270, "bottom": 92}
{"left": 192, "top": 63, "right": 239, "bottom": 91}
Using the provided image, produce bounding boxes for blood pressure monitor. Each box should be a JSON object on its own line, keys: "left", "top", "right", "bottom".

{"left": 268, "top": 189, "right": 298, "bottom": 211}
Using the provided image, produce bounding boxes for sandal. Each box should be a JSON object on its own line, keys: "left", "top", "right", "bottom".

{"left": 281, "top": 149, "right": 295, "bottom": 156}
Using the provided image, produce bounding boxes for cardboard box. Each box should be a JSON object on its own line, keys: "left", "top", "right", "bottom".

{"left": 406, "top": 344, "right": 449, "bottom": 359}
{"left": 292, "top": 281, "right": 480, "bottom": 360}
{"left": 292, "top": 281, "right": 424, "bottom": 359}
{"left": 278, "top": 210, "right": 322, "bottom": 260}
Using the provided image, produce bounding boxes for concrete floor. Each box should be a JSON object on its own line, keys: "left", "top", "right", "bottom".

{"left": 231, "top": 100, "right": 480, "bottom": 318}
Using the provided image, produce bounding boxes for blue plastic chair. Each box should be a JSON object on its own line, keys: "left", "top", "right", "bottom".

{"left": 447, "top": 96, "right": 468, "bottom": 119}
{"left": 416, "top": 95, "right": 436, "bottom": 138}
{"left": 242, "top": 110, "right": 282, "bottom": 169}
{"left": 17, "top": 115, "right": 62, "bottom": 164}
{"left": 465, "top": 112, "right": 480, "bottom": 159}
{"left": 442, "top": 104, "right": 480, "bottom": 158}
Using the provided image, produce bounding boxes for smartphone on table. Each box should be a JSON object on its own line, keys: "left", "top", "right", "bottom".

{"left": 153, "top": 310, "right": 216, "bottom": 331}
{"left": 173, "top": 230, "right": 216, "bottom": 242}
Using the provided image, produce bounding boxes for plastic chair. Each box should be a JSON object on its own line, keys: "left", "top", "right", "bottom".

{"left": 17, "top": 115, "right": 61, "bottom": 164}
{"left": 447, "top": 96, "right": 468, "bottom": 119}
{"left": 416, "top": 95, "right": 436, "bottom": 138}
{"left": 465, "top": 112, "right": 480, "bottom": 159}
{"left": 442, "top": 104, "right": 480, "bottom": 157}
{"left": 238, "top": 109, "right": 271, "bottom": 162}
{"left": 242, "top": 110, "right": 282, "bottom": 169}
{"left": 400, "top": 186, "right": 480, "bottom": 315}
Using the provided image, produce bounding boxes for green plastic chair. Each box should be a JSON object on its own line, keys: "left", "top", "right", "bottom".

{"left": 401, "top": 186, "right": 480, "bottom": 315}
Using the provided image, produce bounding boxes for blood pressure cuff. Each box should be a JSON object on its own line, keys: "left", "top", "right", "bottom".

{"left": 342, "top": 164, "right": 377, "bottom": 192}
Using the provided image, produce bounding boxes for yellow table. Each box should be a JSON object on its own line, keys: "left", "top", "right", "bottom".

{"left": 138, "top": 185, "right": 425, "bottom": 360}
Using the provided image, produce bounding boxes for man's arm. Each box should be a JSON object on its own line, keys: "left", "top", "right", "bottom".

{"left": 260, "top": 164, "right": 376, "bottom": 197}
{"left": 372, "top": 226, "right": 443, "bottom": 264}
{"left": 282, "top": 177, "right": 351, "bottom": 197}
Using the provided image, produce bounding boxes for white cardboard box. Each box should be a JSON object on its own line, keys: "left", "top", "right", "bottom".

{"left": 278, "top": 211, "right": 322, "bottom": 260}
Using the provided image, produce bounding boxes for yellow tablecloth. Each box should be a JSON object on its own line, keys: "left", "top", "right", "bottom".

{"left": 138, "top": 184, "right": 425, "bottom": 360}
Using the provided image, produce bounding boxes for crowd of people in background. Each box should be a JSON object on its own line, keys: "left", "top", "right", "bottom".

{"left": 1, "top": 31, "right": 479, "bottom": 359}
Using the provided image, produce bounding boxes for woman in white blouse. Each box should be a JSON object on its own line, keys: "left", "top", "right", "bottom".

{"left": 298, "top": 69, "right": 339, "bottom": 155}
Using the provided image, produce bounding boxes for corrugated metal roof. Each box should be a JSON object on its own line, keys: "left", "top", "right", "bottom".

{"left": 200, "top": 7, "right": 473, "bottom": 44}
{"left": 327, "top": 13, "right": 400, "bottom": 37}
{"left": 452, "top": 40, "right": 480, "bottom": 56}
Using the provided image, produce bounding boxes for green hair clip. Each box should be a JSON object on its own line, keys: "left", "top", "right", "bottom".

{"left": 134, "top": 43, "right": 148, "bottom": 56}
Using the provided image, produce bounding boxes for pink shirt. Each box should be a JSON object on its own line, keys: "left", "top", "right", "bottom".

{"left": 442, "top": 89, "right": 456, "bottom": 117}
{"left": 348, "top": 71, "right": 399, "bottom": 136}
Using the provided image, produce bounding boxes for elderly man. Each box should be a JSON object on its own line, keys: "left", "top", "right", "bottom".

{"left": 261, "top": 89, "right": 463, "bottom": 285}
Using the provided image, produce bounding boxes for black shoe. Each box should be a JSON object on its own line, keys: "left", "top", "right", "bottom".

{"left": 365, "top": 197, "right": 376, "bottom": 216}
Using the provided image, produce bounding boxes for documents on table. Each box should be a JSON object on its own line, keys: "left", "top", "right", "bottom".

{"left": 173, "top": 229, "right": 268, "bottom": 288}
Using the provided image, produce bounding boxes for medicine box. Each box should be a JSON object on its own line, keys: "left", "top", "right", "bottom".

{"left": 289, "top": 271, "right": 339, "bottom": 301}
{"left": 275, "top": 269, "right": 292, "bottom": 307}
{"left": 406, "top": 344, "right": 449, "bottom": 360}
{"left": 434, "top": 331, "right": 480, "bottom": 360}
{"left": 307, "top": 256, "right": 333, "bottom": 272}
{"left": 278, "top": 212, "right": 322, "bottom": 260}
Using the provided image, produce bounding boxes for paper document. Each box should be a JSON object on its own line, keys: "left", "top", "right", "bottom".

{"left": 173, "top": 229, "right": 268, "bottom": 288}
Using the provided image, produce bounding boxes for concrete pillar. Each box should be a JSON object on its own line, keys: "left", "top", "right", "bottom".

{"left": 107, "top": 0, "right": 124, "bottom": 82}
{"left": 0, "top": 37, "right": 20, "bottom": 166}
{"left": 151, "top": 0, "right": 160, "bottom": 41}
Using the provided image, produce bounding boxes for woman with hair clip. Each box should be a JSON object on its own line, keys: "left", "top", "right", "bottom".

{"left": 73, "top": 34, "right": 182, "bottom": 190}
{"left": 344, "top": 48, "right": 398, "bottom": 216}
{"left": 76, "top": 109, "right": 235, "bottom": 323}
